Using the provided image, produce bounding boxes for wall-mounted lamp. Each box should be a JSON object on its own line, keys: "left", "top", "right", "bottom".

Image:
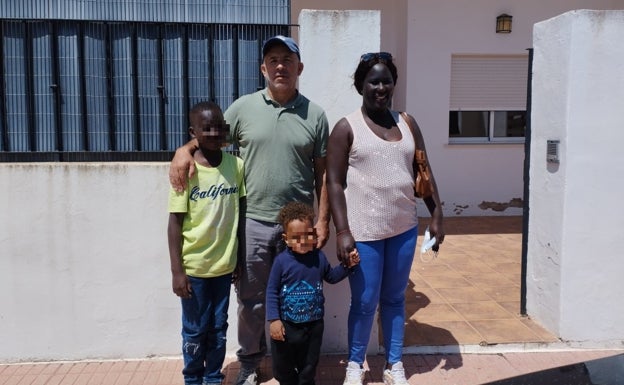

{"left": 496, "top": 14, "right": 512, "bottom": 33}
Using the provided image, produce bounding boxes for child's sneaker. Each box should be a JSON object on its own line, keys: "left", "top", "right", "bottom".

{"left": 383, "top": 362, "right": 408, "bottom": 385}
{"left": 343, "top": 361, "right": 365, "bottom": 385}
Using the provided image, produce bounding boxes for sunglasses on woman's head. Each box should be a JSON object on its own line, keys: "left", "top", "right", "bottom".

{"left": 360, "top": 52, "right": 393, "bottom": 62}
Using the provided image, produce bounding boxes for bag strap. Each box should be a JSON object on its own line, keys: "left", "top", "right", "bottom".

{"left": 400, "top": 111, "right": 417, "bottom": 148}
{"left": 400, "top": 112, "right": 426, "bottom": 164}
{"left": 401, "top": 113, "right": 437, "bottom": 213}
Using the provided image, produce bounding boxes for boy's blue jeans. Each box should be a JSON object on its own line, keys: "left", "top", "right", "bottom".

{"left": 181, "top": 274, "right": 232, "bottom": 385}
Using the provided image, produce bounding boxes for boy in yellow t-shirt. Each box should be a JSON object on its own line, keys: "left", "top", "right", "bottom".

{"left": 168, "top": 101, "right": 246, "bottom": 385}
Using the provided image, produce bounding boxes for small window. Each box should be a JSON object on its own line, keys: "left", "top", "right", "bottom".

{"left": 449, "top": 55, "right": 528, "bottom": 143}
{"left": 494, "top": 111, "right": 526, "bottom": 138}
{"left": 450, "top": 110, "right": 526, "bottom": 142}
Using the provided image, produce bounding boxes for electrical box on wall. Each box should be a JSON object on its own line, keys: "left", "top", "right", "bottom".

{"left": 547, "top": 140, "right": 560, "bottom": 163}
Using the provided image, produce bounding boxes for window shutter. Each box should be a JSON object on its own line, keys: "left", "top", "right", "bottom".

{"left": 450, "top": 55, "right": 529, "bottom": 111}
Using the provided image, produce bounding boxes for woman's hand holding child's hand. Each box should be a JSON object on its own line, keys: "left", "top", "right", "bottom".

{"left": 345, "top": 249, "right": 360, "bottom": 268}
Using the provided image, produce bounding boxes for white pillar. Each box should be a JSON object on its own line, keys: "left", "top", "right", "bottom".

{"left": 299, "top": 9, "right": 381, "bottom": 354}
{"left": 528, "top": 10, "right": 624, "bottom": 345}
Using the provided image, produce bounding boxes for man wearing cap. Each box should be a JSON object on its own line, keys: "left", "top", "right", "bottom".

{"left": 169, "top": 35, "right": 330, "bottom": 385}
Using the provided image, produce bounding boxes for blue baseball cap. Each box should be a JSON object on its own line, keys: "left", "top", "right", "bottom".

{"left": 262, "top": 35, "right": 301, "bottom": 60}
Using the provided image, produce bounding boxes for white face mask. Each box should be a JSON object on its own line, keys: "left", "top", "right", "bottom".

{"left": 420, "top": 226, "right": 438, "bottom": 263}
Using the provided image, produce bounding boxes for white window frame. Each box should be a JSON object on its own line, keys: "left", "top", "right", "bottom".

{"left": 449, "top": 54, "right": 528, "bottom": 144}
{"left": 450, "top": 109, "right": 526, "bottom": 144}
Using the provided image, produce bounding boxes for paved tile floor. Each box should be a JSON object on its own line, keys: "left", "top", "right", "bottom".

{"left": 2, "top": 350, "right": 623, "bottom": 385}
{"left": 4, "top": 216, "right": 622, "bottom": 385}
{"left": 406, "top": 216, "right": 557, "bottom": 348}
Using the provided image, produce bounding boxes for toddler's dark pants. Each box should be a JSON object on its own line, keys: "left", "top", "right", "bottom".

{"left": 270, "top": 319, "right": 324, "bottom": 385}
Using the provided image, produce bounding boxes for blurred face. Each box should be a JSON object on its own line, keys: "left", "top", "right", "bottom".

{"left": 362, "top": 63, "right": 395, "bottom": 112}
{"left": 283, "top": 218, "right": 316, "bottom": 254}
{"left": 190, "top": 109, "right": 229, "bottom": 152}
{"left": 261, "top": 45, "right": 303, "bottom": 94}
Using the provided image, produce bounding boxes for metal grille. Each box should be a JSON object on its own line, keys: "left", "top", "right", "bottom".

{"left": 0, "top": 19, "right": 289, "bottom": 161}
{"left": 0, "top": 0, "right": 290, "bottom": 24}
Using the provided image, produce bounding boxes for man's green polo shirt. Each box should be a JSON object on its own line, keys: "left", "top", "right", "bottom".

{"left": 225, "top": 89, "right": 329, "bottom": 223}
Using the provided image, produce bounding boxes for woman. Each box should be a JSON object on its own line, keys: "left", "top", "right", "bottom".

{"left": 326, "top": 52, "right": 444, "bottom": 385}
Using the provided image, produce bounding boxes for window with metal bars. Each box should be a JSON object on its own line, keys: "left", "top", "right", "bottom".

{"left": 0, "top": 19, "right": 289, "bottom": 161}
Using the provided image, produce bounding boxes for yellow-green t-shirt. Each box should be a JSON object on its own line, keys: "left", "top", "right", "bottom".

{"left": 168, "top": 153, "right": 246, "bottom": 278}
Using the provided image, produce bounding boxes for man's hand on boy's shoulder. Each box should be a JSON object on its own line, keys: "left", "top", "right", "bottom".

{"left": 169, "top": 143, "right": 197, "bottom": 192}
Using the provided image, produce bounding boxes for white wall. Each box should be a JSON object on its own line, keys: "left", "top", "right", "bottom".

{"left": 291, "top": 1, "right": 407, "bottom": 110}
{"left": 527, "top": 10, "right": 624, "bottom": 343}
{"left": 404, "top": 0, "right": 624, "bottom": 217}
{"left": 298, "top": 10, "right": 380, "bottom": 127}
{"left": 0, "top": 164, "right": 181, "bottom": 362}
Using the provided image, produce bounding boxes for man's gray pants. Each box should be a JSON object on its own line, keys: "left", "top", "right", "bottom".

{"left": 235, "top": 217, "right": 285, "bottom": 368}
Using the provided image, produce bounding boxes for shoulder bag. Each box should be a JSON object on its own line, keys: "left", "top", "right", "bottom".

{"left": 400, "top": 112, "right": 434, "bottom": 199}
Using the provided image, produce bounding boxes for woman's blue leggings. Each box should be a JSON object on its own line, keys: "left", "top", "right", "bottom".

{"left": 347, "top": 226, "right": 417, "bottom": 365}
